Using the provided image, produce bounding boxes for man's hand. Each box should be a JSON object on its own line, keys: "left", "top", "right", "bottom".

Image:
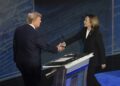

{"left": 57, "top": 42, "right": 66, "bottom": 52}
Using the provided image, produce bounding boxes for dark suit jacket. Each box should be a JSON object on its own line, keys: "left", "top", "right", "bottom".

{"left": 13, "top": 24, "right": 58, "bottom": 68}
{"left": 65, "top": 28, "right": 106, "bottom": 66}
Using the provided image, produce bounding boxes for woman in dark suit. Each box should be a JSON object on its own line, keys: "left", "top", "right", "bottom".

{"left": 65, "top": 15, "right": 106, "bottom": 86}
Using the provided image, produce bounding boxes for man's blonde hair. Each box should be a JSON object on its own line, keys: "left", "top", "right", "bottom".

{"left": 26, "top": 12, "right": 42, "bottom": 24}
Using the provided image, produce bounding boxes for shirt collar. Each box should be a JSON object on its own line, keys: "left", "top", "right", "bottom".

{"left": 29, "top": 24, "right": 35, "bottom": 29}
{"left": 87, "top": 27, "right": 91, "bottom": 31}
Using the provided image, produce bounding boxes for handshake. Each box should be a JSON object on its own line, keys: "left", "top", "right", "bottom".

{"left": 57, "top": 42, "right": 66, "bottom": 52}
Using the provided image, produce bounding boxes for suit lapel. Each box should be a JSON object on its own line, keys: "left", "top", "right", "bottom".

{"left": 85, "top": 30, "right": 94, "bottom": 40}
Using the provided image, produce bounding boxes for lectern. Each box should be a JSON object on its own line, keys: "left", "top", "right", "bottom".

{"left": 42, "top": 53, "right": 94, "bottom": 86}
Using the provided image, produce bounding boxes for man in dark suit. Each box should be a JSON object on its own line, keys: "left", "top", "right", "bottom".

{"left": 13, "top": 12, "right": 65, "bottom": 86}
{"left": 65, "top": 15, "right": 106, "bottom": 86}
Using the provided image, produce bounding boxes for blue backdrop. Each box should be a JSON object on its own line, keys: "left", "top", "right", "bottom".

{"left": 0, "top": 0, "right": 34, "bottom": 81}
{"left": 1, "top": 0, "right": 119, "bottom": 82}
{"left": 114, "top": 0, "right": 120, "bottom": 54}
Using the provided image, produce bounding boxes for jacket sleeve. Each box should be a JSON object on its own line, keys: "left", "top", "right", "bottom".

{"left": 96, "top": 31, "right": 106, "bottom": 64}
{"left": 35, "top": 35, "right": 58, "bottom": 53}
{"left": 65, "top": 28, "right": 85, "bottom": 46}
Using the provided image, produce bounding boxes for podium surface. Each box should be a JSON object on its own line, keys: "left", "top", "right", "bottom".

{"left": 42, "top": 53, "right": 94, "bottom": 86}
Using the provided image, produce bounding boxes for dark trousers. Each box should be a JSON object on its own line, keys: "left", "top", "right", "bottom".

{"left": 16, "top": 64, "right": 42, "bottom": 86}
{"left": 87, "top": 61, "right": 100, "bottom": 86}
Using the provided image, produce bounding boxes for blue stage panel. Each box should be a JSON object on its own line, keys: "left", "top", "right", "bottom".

{"left": 0, "top": 0, "right": 33, "bottom": 81}
{"left": 113, "top": 0, "right": 120, "bottom": 54}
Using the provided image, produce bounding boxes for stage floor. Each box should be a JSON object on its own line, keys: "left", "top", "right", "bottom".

{"left": 95, "top": 70, "right": 120, "bottom": 86}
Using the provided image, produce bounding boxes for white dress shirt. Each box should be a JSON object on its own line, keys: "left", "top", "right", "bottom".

{"left": 29, "top": 24, "right": 35, "bottom": 29}
{"left": 86, "top": 28, "right": 91, "bottom": 39}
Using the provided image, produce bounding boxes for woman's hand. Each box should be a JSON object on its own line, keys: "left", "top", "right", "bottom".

{"left": 101, "top": 64, "right": 106, "bottom": 69}
{"left": 57, "top": 42, "right": 66, "bottom": 52}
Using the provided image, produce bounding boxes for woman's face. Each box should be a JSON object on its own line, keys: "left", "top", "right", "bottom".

{"left": 84, "top": 16, "right": 92, "bottom": 28}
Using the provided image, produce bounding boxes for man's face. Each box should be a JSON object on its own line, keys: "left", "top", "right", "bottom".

{"left": 33, "top": 17, "right": 42, "bottom": 28}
